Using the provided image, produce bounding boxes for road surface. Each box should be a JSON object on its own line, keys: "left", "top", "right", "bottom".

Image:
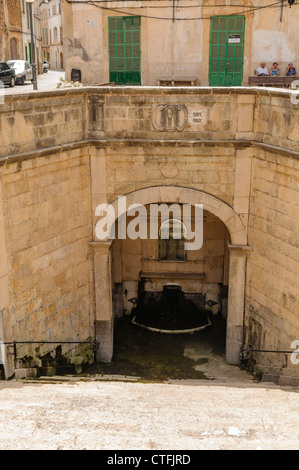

{"left": 0, "top": 376, "right": 298, "bottom": 450}
{"left": 1, "top": 70, "right": 65, "bottom": 97}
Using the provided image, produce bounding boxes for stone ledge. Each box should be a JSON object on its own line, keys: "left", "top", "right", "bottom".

{"left": 2, "top": 85, "right": 295, "bottom": 102}
{"left": 1, "top": 138, "right": 298, "bottom": 169}
{"left": 14, "top": 368, "right": 38, "bottom": 380}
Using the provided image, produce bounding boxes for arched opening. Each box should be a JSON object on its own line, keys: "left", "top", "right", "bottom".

{"left": 53, "top": 27, "right": 58, "bottom": 42}
{"left": 111, "top": 206, "right": 229, "bottom": 332}
{"left": 92, "top": 187, "right": 249, "bottom": 376}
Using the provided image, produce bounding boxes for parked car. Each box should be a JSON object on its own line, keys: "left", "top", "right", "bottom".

{"left": 43, "top": 60, "right": 49, "bottom": 73}
{"left": 0, "top": 61, "right": 16, "bottom": 87}
{"left": 7, "top": 60, "right": 33, "bottom": 85}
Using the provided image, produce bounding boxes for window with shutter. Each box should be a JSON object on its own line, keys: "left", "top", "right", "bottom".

{"left": 159, "top": 220, "right": 187, "bottom": 261}
{"left": 108, "top": 16, "right": 141, "bottom": 85}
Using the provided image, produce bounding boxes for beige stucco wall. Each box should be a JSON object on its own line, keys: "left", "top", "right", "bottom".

{"left": 62, "top": 0, "right": 299, "bottom": 86}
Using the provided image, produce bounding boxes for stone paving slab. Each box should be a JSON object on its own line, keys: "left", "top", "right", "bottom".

{"left": 0, "top": 378, "right": 298, "bottom": 450}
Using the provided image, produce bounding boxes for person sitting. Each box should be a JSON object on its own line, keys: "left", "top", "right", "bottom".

{"left": 254, "top": 62, "right": 269, "bottom": 76}
{"left": 271, "top": 62, "right": 280, "bottom": 76}
{"left": 285, "top": 63, "right": 297, "bottom": 76}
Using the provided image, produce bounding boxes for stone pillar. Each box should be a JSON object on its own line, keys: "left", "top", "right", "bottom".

{"left": 226, "top": 242, "right": 250, "bottom": 365}
{"left": 0, "top": 181, "right": 14, "bottom": 379}
{"left": 90, "top": 241, "right": 114, "bottom": 363}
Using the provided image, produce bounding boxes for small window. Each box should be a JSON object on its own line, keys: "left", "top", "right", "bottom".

{"left": 159, "top": 219, "right": 187, "bottom": 261}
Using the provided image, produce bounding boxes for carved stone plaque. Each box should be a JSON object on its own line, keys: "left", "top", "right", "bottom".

{"left": 152, "top": 104, "right": 188, "bottom": 132}
{"left": 161, "top": 164, "right": 179, "bottom": 178}
{"left": 188, "top": 109, "right": 207, "bottom": 126}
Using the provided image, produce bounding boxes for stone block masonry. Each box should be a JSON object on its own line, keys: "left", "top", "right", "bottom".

{"left": 245, "top": 150, "right": 299, "bottom": 386}
{"left": 0, "top": 86, "right": 298, "bottom": 384}
{"left": 0, "top": 146, "right": 94, "bottom": 374}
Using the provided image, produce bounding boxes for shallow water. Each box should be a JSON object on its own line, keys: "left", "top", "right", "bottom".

{"left": 86, "top": 315, "right": 230, "bottom": 381}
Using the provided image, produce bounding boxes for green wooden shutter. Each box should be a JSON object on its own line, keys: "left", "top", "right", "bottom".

{"left": 109, "top": 16, "right": 141, "bottom": 85}
{"left": 209, "top": 15, "right": 245, "bottom": 87}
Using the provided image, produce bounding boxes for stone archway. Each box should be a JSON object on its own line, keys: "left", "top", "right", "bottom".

{"left": 91, "top": 186, "right": 249, "bottom": 365}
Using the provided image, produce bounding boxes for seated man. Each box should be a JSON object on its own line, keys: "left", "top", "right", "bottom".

{"left": 285, "top": 63, "right": 297, "bottom": 76}
{"left": 254, "top": 62, "right": 269, "bottom": 76}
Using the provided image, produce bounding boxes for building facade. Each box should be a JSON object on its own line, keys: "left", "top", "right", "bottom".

{"left": 0, "top": 0, "right": 23, "bottom": 62}
{"left": 63, "top": 0, "right": 299, "bottom": 86}
{"left": 21, "top": 0, "right": 43, "bottom": 73}
{"left": 0, "top": 0, "right": 44, "bottom": 73}
{"left": 40, "top": 0, "right": 64, "bottom": 70}
{"left": 40, "top": 1, "right": 50, "bottom": 62}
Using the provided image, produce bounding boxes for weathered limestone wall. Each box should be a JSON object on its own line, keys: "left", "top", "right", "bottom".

{"left": 103, "top": 142, "right": 237, "bottom": 206}
{"left": 0, "top": 86, "right": 298, "bottom": 382}
{"left": 254, "top": 93, "right": 299, "bottom": 153}
{"left": 1, "top": 87, "right": 295, "bottom": 153}
{"left": 245, "top": 149, "right": 299, "bottom": 385}
{"left": 0, "top": 179, "right": 13, "bottom": 378}
{"left": 244, "top": 89, "right": 299, "bottom": 385}
{"left": 0, "top": 147, "right": 94, "bottom": 372}
{"left": 0, "top": 92, "right": 87, "bottom": 159}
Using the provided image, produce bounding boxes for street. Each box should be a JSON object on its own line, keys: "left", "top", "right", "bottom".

{"left": 1, "top": 70, "right": 65, "bottom": 96}
{"left": 1, "top": 321, "right": 299, "bottom": 451}
{"left": 0, "top": 377, "right": 298, "bottom": 450}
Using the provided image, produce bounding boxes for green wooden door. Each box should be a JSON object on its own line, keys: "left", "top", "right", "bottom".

{"left": 209, "top": 15, "right": 245, "bottom": 86}
{"left": 108, "top": 16, "right": 141, "bottom": 85}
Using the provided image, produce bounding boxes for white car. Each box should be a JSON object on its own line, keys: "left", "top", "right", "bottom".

{"left": 7, "top": 60, "right": 33, "bottom": 85}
